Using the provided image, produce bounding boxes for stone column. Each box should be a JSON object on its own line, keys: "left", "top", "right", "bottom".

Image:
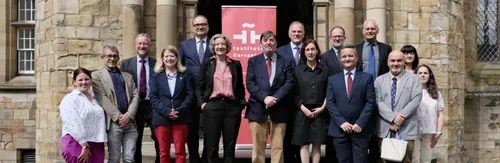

{"left": 157, "top": 0, "right": 178, "bottom": 58}
{"left": 182, "top": 0, "right": 198, "bottom": 40}
{"left": 313, "top": 0, "right": 330, "bottom": 52}
{"left": 365, "top": 0, "right": 386, "bottom": 42}
{"left": 123, "top": 0, "right": 144, "bottom": 58}
{"left": 334, "top": 0, "right": 355, "bottom": 44}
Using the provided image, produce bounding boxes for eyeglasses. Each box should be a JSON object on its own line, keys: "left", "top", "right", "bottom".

{"left": 330, "top": 36, "right": 344, "bottom": 39}
{"left": 193, "top": 23, "right": 208, "bottom": 27}
{"left": 103, "top": 55, "right": 119, "bottom": 59}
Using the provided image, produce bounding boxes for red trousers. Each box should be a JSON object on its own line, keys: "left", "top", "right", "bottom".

{"left": 155, "top": 125, "right": 189, "bottom": 163}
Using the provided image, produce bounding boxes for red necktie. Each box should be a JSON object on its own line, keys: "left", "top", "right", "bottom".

{"left": 139, "top": 59, "right": 146, "bottom": 98}
{"left": 347, "top": 71, "right": 353, "bottom": 97}
{"left": 266, "top": 57, "right": 272, "bottom": 78}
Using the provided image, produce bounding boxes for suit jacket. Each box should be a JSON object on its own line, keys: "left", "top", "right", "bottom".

{"left": 149, "top": 71, "right": 193, "bottom": 126}
{"left": 327, "top": 71, "right": 375, "bottom": 137}
{"left": 276, "top": 44, "right": 305, "bottom": 67}
{"left": 355, "top": 41, "right": 392, "bottom": 76}
{"left": 195, "top": 57, "right": 247, "bottom": 107}
{"left": 374, "top": 70, "right": 422, "bottom": 140}
{"left": 320, "top": 48, "right": 343, "bottom": 76}
{"left": 245, "top": 53, "right": 294, "bottom": 123}
{"left": 92, "top": 68, "right": 139, "bottom": 130}
{"left": 179, "top": 38, "right": 213, "bottom": 79}
{"left": 119, "top": 56, "right": 157, "bottom": 92}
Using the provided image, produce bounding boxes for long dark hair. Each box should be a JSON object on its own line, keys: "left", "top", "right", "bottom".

{"left": 401, "top": 45, "right": 419, "bottom": 70}
{"left": 414, "top": 64, "right": 438, "bottom": 99}
{"left": 73, "top": 68, "right": 92, "bottom": 80}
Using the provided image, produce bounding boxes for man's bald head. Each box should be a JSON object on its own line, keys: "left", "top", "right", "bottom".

{"left": 387, "top": 50, "right": 405, "bottom": 76}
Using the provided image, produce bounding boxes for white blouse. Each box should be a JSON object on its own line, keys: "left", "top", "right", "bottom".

{"left": 417, "top": 89, "right": 444, "bottom": 134}
{"left": 60, "top": 90, "right": 107, "bottom": 144}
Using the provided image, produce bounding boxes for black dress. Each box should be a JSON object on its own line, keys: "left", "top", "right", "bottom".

{"left": 291, "top": 63, "right": 330, "bottom": 145}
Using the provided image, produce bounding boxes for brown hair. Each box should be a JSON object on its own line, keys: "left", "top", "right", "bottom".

{"left": 414, "top": 64, "right": 439, "bottom": 99}
{"left": 300, "top": 39, "right": 321, "bottom": 62}
{"left": 154, "top": 45, "right": 186, "bottom": 73}
{"left": 73, "top": 68, "right": 92, "bottom": 80}
{"left": 259, "top": 30, "right": 277, "bottom": 43}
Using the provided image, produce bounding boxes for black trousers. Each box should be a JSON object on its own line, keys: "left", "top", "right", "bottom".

{"left": 202, "top": 98, "right": 242, "bottom": 163}
{"left": 367, "top": 135, "right": 381, "bottom": 163}
{"left": 333, "top": 134, "right": 370, "bottom": 163}
{"left": 325, "top": 136, "right": 339, "bottom": 163}
{"left": 284, "top": 109, "right": 301, "bottom": 163}
{"left": 188, "top": 101, "right": 204, "bottom": 163}
{"left": 134, "top": 100, "right": 160, "bottom": 163}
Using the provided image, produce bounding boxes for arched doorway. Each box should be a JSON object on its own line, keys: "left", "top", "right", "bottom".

{"left": 197, "top": 0, "right": 314, "bottom": 47}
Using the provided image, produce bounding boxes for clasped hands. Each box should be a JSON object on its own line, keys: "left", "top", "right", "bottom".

{"left": 301, "top": 105, "right": 324, "bottom": 118}
{"left": 389, "top": 113, "right": 406, "bottom": 132}
{"left": 264, "top": 96, "right": 277, "bottom": 109}
{"left": 340, "top": 122, "right": 362, "bottom": 134}
{"left": 168, "top": 108, "right": 179, "bottom": 120}
{"left": 118, "top": 114, "right": 131, "bottom": 130}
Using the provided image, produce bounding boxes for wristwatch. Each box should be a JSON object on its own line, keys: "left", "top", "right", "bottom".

{"left": 436, "top": 132, "right": 442, "bottom": 136}
{"left": 83, "top": 146, "right": 90, "bottom": 150}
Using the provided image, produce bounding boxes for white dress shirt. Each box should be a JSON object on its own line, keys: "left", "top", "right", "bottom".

{"left": 136, "top": 56, "right": 150, "bottom": 99}
{"left": 60, "top": 90, "right": 107, "bottom": 144}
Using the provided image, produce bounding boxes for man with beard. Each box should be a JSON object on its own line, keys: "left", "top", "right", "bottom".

{"left": 374, "top": 50, "right": 422, "bottom": 163}
{"left": 321, "top": 26, "right": 346, "bottom": 76}
{"left": 178, "top": 15, "right": 212, "bottom": 163}
{"left": 246, "top": 30, "right": 294, "bottom": 163}
{"left": 355, "top": 20, "right": 393, "bottom": 162}
{"left": 120, "top": 33, "right": 159, "bottom": 163}
{"left": 276, "top": 21, "right": 305, "bottom": 163}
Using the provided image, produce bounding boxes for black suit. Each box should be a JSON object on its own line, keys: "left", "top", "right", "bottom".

{"left": 321, "top": 48, "right": 343, "bottom": 77}
{"left": 196, "top": 57, "right": 247, "bottom": 163}
{"left": 355, "top": 41, "right": 392, "bottom": 163}
{"left": 120, "top": 56, "right": 159, "bottom": 163}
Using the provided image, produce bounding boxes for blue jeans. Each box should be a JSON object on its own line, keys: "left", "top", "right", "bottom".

{"left": 108, "top": 122, "right": 138, "bottom": 163}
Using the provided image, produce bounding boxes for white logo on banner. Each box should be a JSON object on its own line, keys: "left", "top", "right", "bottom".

{"left": 233, "top": 23, "right": 260, "bottom": 44}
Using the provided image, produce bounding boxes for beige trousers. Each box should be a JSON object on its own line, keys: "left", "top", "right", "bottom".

{"left": 248, "top": 117, "right": 286, "bottom": 163}
{"left": 412, "top": 134, "right": 433, "bottom": 163}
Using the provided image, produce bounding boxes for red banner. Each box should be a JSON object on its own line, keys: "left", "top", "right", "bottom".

{"left": 222, "top": 6, "right": 276, "bottom": 145}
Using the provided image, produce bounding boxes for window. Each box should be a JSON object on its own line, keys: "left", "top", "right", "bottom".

{"left": 20, "top": 149, "right": 35, "bottom": 163}
{"left": 477, "top": 0, "right": 499, "bottom": 62}
{"left": 13, "top": 0, "right": 36, "bottom": 75}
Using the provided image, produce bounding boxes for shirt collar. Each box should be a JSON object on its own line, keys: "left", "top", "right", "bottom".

{"left": 290, "top": 42, "right": 302, "bottom": 50}
{"left": 302, "top": 62, "right": 323, "bottom": 71}
{"left": 166, "top": 71, "right": 177, "bottom": 79}
{"left": 343, "top": 68, "right": 357, "bottom": 76}
{"left": 264, "top": 53, "right": 277, "bottom": 61}
{"left": 136, "top": 56, "right": 149, "bottom": 62}
{"left": 210, "top": 56, "right": 232, "bottom": 63}
{"left": 72, "top": 89, "right": 94, "bottom": 98}
{"left": 390, "top": 71, "right": 404, "bottom": 80}
{"left": 364, "top": 41, "right": 377, "bottom": 47}
{"left": 195, "top": 37, "right": 208, "bottom": 43}
{"left": 106, "top": 66, "right": 121, "bottom": 73}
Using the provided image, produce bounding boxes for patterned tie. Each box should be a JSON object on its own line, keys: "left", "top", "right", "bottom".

{"left": 391, "top": 77, "right": 397, "bottom": 111}
{"left": 294, "top": 46, "right": 300, "bottom": 66}
{"left": 369, "top": 43, "right": 376, "bottom": 77}
{"left": 266, "top": 57, "right": 272, "bottom": 78}
{"left": 198, "top": 40, "right": 205, "bottom": 63}
{"left": 139, "top": 59, "right": 147, "bottom": 98}
{"left": 347, "top": 72, "right": 353, "bottom": 97}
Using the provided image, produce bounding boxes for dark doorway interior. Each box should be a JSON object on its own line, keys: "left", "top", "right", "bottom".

{"left": 197, "top": 0, "right": 314, "bottom": 47}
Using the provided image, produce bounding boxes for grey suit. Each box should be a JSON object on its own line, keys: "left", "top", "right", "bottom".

{"left": 374, "top": 70, "right": 422, "bottom": 140}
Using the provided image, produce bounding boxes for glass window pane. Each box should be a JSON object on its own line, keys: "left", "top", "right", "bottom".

{"left": 26, "top": 11, "right": 31, "bottom": 21}
{"left": 24, "top": 40, "right": 29, "bottom": 49}
{"left": 31, "top": 11, "right": 35, "bottom": 21}
{"left": 19, "top": 10, "right": 25, "bottom": 21}
{"left": 26, "top": 61, "right": 31, "bottom": 71}
{"left": 18, "top": 29, "right": 24, "bottom": 38}
{"left": 29, "top": 29, "right": 34, "bottom": 38}
{"left": 26, "top": 0, "right": 31, "bottom": 9}
{"left": 18, "top": 39, "right": 23, "bottom": 49}
{"left": 30, "top": 60, "right": 34, "bottom": 71}
{"left": 19, "top": 60, "right": 25, "bottom": 71}
{"left": 19, "top": 0, "right": 26, "bottom": 10}
{"left": 19, "top": 51, "right": 25, "bottom": 60}
{"left": 30, "top": 40, "right": 34, "bottom": 49}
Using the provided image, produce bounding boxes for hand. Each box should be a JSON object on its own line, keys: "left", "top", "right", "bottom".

{"left": 264, "top": 96, "right": 277, "bottom": 108}
{"left": 119, "top": 114, "right": 130, "bottom": 128}
{"left": 352, "top": 124, "right": 362, "bottom": 133}
{"left": 201, "top": 103, "right": 207, "bottom": 110}
{"left": 121, "top": 122, "right": 131, "bottom": 130}
{"left": 340, "top": 122, "right": 353, "bottom": 134}
{"left": 77, "top": 146, "right": 91, "bottom": 163}
{"left": 389, "top": 124, "right": 399, "bottom": 132}
{"left": 168, "top": 109, "right": 179, "bottom": 120}
{"left": 431, "top": 133, "right": 441, "bottom": 148}
{"left": 393, "top": 114, "right": 406, "bottom": 126}
{"left": 311, "top": 107, "right": 324, "bottom": 117}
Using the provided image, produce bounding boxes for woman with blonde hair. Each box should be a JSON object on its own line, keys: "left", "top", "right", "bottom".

{"left": 150, "top": 45, "right": 193, "bottom": 163}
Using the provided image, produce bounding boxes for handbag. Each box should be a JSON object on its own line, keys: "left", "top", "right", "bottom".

{"left": 380, "top": 132, "right": 408, "bottom": 162}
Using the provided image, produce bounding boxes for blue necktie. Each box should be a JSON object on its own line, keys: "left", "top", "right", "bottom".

{"left": 369, "top": 43, "right": 376, "bottom": 77}
{"left": 391, "top": 77, "right": 397, "bottom": 111}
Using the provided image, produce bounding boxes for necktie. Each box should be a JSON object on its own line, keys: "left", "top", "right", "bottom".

{"left": 336, "top": 50, "right": 342, "bottom": 69}
{"left": 391, "top": 77, "right": 397, "bottom": 111}
{"left": 347, "top": 72, "right": 353, "bottom": 97}
{"left": 369, "top": 43, "right": 376, "bottom": 77}
{"left": 139, "top": 59, "right": 146, "bottom": 98}
{"left": 266, "top": 57, "right": 272, "bottom": 78}
{"left": 294, "top": 46, "right": 300, "bottom": 65}
{"left": 198, "top": 40, "right": 205, "bottom": 63}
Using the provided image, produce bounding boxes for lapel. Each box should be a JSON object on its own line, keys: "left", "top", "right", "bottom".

{"left": 348, "top": 72, "right": 362, "bottom": 103}
{"left": 188, "top": 38, "right": 202, "bottom": 65}
{"left": 208, "top": 59, "right": 216, "bottom": 86}
{"left": 272, "top": 55, "right": 283, "bottom": 87}
{"left": 377, "top": 42, "right": 385, "bottom": 70}
{"left": 338, "top": 74, "right": 349, "bottom": 102}
{"left": 148, "top": 57, "right": 155, "bottom": 78}
{"left": 395, "top": 71, "right": 409, "bottom": 107}
{"left": 229, "top": 62, "right": 237, "bottom": 92}
{"left": 260, "top": 55, "right": 271, "bottom": 86}
{"left": 204, "top": 40, "right": 211, "bottom": 60}
{"left": 157, "top": 73, "right": 172, "bottom": 98}
{"left": 173, "top": 72, "right": 184, "bottom": 98}
{"left": 331, "top": 49, "right": 342, "bottom": 69}
{"left": 100, "top": 68, "right": 115, "bottom": 95}
{"left": 121, "top": 73, "right": 132, "bottom": 102}
{"left": 130, "top": 57, "right": 138, "bottom": 79}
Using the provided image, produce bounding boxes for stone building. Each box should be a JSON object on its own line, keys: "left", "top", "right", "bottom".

{"left": 0, "top": 0, "right": 497, "bottom": 162}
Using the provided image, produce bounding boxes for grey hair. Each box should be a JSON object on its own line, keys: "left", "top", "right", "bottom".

{"left": 338, "top": 44, "right": 357, "bottom": 56}
{"left": 135, "top": 33, "right": 151, "bottom": 43}
{"left": 209, "top": 34, "right": 232, "bottom": 54}
{"left": 102, "top": 44, "right": 119, "bottom": 55}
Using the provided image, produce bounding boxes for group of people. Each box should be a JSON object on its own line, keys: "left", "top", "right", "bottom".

{"left": 58, "top": 14, "right": 445, "bottom": 163}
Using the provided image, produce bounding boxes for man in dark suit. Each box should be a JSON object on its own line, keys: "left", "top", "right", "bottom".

{"left": 246, "top": 30, "right": 294, "bottom": 163}
{"left": 276, "top": 21, "right": 304, "bottom": 163}
{"left": 120, "top": 33, "right": 159, "bottom": 163}
{"left": 355, "top": 20, "right": 392, "bottom": 162}
{"left": 178, "top": 15, "right": 212, "bottom": 163}
{"left": 355, "top": 19, "right": 393, "bottom": 77}
{"left": 327, "top": 45, "right": 375, "bottom": 163}
{"left": 321, "top": 26, "right": 346, "bottom": 76}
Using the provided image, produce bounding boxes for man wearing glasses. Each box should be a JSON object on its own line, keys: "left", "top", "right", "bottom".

{"left": 178, "top": 15, "right": 212, "bottom": 163}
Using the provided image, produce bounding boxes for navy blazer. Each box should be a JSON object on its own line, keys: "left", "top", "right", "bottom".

{"left": 355, "top": 41, "right": 392, "bottom": 76}
{"left": 245, "top": 53, "right": 294, "bottom": 123}
{"left": 149, "top": 71, "right": 194, "bottom": 126}
{"left": 326, "top": 71, "right": 375, "bottom": 137}
{"left": 276, "top": 44, "right": 304, "bottom": 67}
{"left": 320, "top": 48, "right": 343, "bottom": 76}
{"left": 179, "top": 38, "right": 213, "bottom": 78}
{"left": 195, "top": 57, "right": 247, "bottom": 107}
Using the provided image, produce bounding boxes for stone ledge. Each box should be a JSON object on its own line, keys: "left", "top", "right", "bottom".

{"left": 471, "top": 62, "right": 500, "bottom": 79}
{"left": 0, "top": 76, "right": 36, "bottom": 90}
